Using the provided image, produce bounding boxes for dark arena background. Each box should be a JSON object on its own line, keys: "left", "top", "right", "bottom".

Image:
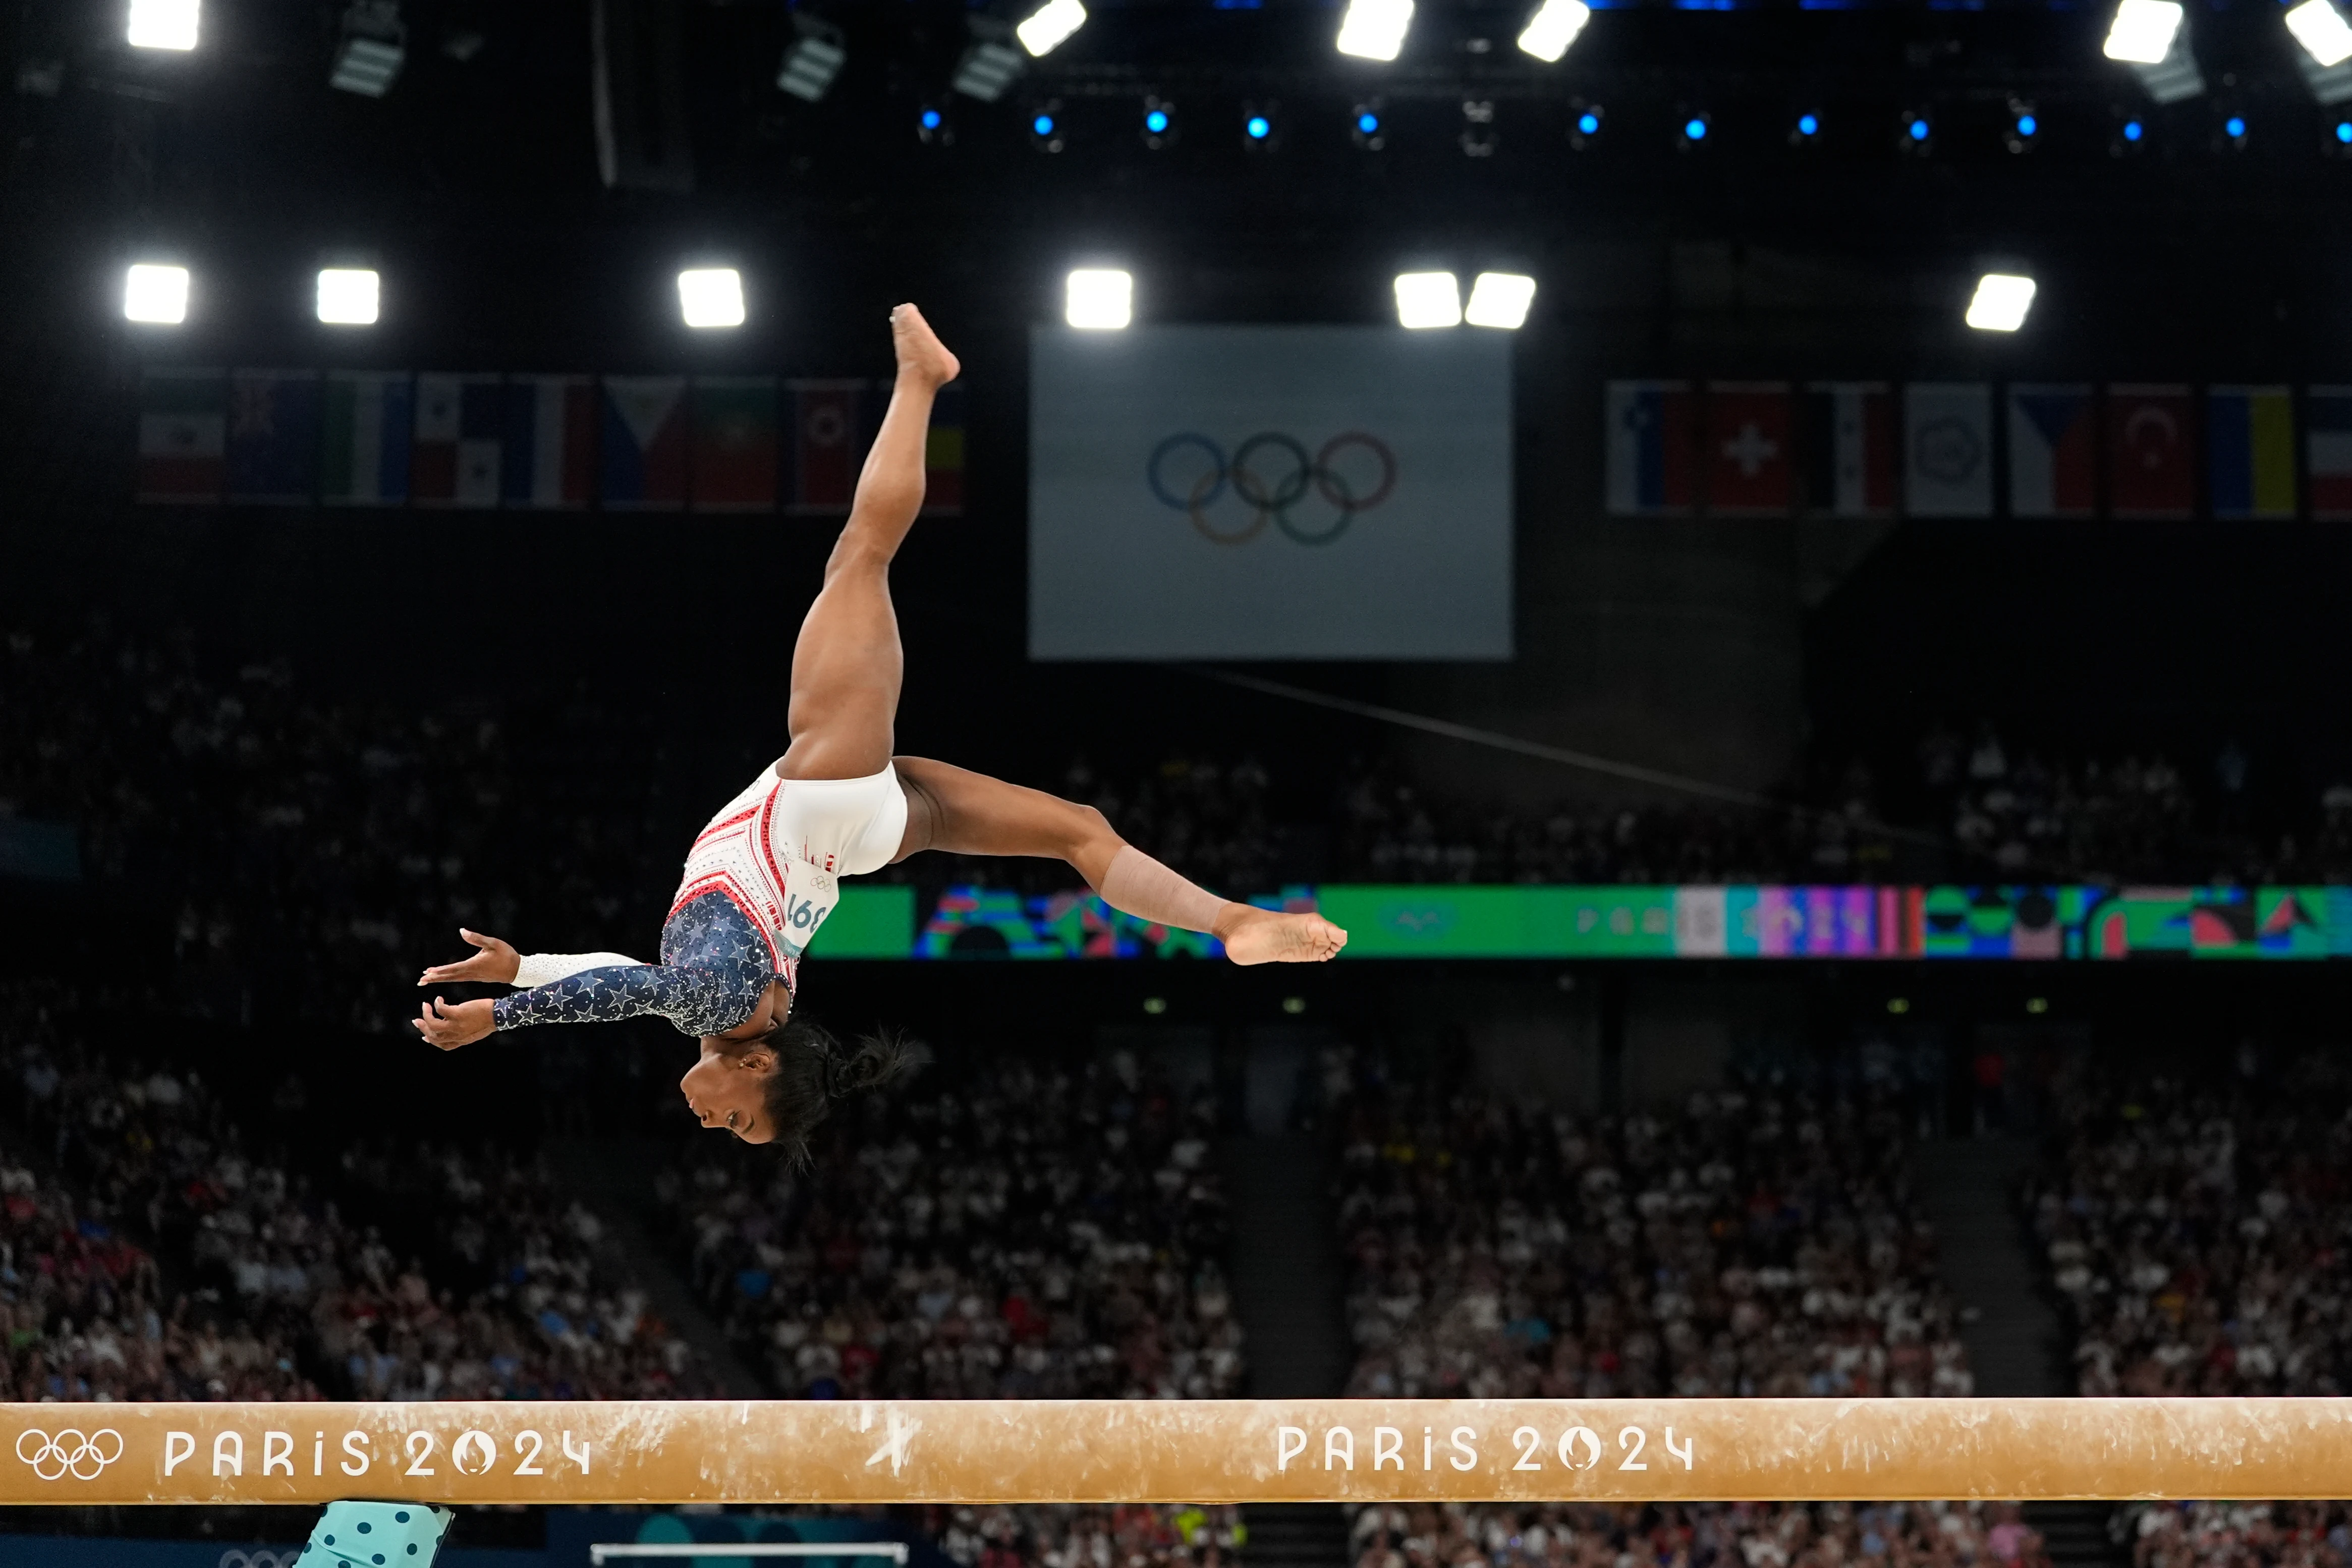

{"left": 8, "top": 0, "right": 2352, "bottom": 1555}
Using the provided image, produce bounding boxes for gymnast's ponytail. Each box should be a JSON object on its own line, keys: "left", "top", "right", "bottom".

{"left": 757, "top": 1017, "right": 915, "bottom": 1166}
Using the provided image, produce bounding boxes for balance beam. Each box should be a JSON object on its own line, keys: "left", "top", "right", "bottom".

{"left": 5, "top": 1398, "right": 2349, "bottom": 1506}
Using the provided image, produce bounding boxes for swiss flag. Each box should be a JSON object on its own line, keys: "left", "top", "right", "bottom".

{"left": 1704, "top": 382, "right": 1794, "bottom": 517}
{"left": 2105, "top": 383, "right": 2197, "bottom": 520}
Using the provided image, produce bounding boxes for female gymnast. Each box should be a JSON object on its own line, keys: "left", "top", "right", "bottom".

{"left": 414, "top": 305, "right": 1347, "bottom": 1156}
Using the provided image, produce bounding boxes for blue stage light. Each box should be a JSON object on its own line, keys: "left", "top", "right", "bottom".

{"left": 2016, "top": 113, "right": 2037, "bottom": 135}
{"left": 1146, "top": 109, "right": 1168, "bottom": 133}
{"left": 1246, "top": 115, "right": 1270, "bottom": 138}
{"left": 1909, "top": 118, "right": 1929, "bottom": 140}
{"left": 2225, "top": 114, "right": 2246, "bottom": 137}
{"left": 1578, "top": 111, "right": 1599, "bottom": 133}
{"left": 2123, "top": 118, "right": 2143, "bottom": 140}
{"left": 921, "top": 108, "right": 942, "bottom": 130}
{"left": 1797, "top": 113, "right": 1819, "bottom": 135}
{"left": 1359, "top": 111, "right": 1379, "bottom": 134}
{"left": 1684, "top": 116, "right": 1707, "bottom": 139}
{"left": 2338, "top": 120, "right": 2352, "bottom": 143}
{"left": 1034, "top": 113, "right": 1055, "bottom": 135}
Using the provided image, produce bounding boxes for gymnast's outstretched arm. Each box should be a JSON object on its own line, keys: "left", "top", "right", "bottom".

{"left": 891, "top": 756, "right": 1347, "bottom": 965}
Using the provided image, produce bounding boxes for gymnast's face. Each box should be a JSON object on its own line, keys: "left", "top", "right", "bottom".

{"left": 681, "top": 1039, "right": 777, "bottom": 1144}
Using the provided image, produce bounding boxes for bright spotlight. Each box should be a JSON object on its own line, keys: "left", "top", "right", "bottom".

{"left": 1065, "top": 269, "right": 1132, "bottom": 330}
{"left": 127, "top": 0, "right": 199, "bottom": 50}
{"left": 1964, "top": 273, "right": 2036, "bottom": 332}
{"left": 1393, "top": 272, "right": 1462, "bottom": 329}
{"left": 1464, "top": 272, "right": 1536, "bottom": 329}
{"left": 1516, "top": 0, "right": 1589, "bottom": 62}
{"left": 776, "top": 17, "right": 848, "bottom": 102}
{"left": 315, "top": 268, "right": 380, "bottom": 325}
{"left": 2287, "top": 0, "right": 2352, "bottom": 67}
{"left": 677, "top": 268, "right": 745, "bottom": 329}
{"left": 2104, "top": 0, "right": 2183, "bottom": 62}
{"left": 1016, "top": 0, "right": 1087, "bottom": 57}
{"left": 1337, "top": 0, "right": 1414, "bottom": 62}
{"left": 123, "top": 263, "right": 189, "bottom": 324}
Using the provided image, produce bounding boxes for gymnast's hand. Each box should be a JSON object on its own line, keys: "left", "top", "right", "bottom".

{"left": 414, "top": 995, "right": 496, "bottom": 1050}
{"left": 418, "top": 928, "right": 520, "bottom": 987}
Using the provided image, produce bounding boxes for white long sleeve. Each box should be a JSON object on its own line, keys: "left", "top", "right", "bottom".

{"left": 512, "top": 951, "right": 648, "bottom": 988}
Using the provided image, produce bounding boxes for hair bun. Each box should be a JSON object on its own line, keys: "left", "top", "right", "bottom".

{"left": 821, "top": 1032, "right": 916, "bottom": 1099}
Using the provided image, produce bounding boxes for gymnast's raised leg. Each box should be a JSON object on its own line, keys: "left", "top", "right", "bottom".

{"left": 810, "top": 306, "right": 1346, "bottom": 964}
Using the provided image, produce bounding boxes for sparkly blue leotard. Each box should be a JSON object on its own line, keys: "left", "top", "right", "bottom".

{"left": 488, "top": 892, "right": 780, "bottom": 1037}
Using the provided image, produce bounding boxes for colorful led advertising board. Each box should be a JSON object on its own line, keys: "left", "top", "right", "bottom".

{"left": 813, "top": 883, "right": 2352, "bottom": 961}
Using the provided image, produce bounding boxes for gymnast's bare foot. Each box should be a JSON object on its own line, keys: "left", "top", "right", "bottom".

{"left": 1218, "top": 907, "right": 1349, "bottom": 965}
{"left": 891, "top": 304, "right": 961, "bottom": 389}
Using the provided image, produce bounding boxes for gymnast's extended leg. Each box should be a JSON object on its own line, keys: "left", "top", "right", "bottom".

{"left": 774, "top": 303, "right": 959, "bottom": 784}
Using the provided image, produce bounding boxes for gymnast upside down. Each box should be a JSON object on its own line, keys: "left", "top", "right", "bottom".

{"left": 413, "top": 304, "right": 1347, "bottom": 1154}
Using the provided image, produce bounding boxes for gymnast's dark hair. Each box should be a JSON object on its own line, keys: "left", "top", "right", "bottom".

{"left": 754, "top": 1016, "right": 914, "bottom": 1166}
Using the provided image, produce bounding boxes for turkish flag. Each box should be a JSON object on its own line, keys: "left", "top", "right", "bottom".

{"left": 2105, "top": 383, "right": 2197, "bottom": 520}
{"left": 1704, "top": 382, "right": 1794, "bottom": 517}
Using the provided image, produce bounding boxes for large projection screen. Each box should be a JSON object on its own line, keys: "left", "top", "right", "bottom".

{"left": 1028, "top": 325, "right": 1513, "bottom": 660}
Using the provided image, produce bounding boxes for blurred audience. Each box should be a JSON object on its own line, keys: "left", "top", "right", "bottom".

{"left": 1347, "top": 1501, "right": 2048, "bottom": 1568}
{"left": 2032, "top": 1057, "right": 2352, "bottom": 1397}
{"left": 660, "top": 1053, "right": 1246, "bottom": 1400}
{"left": 1333, "top": 1069, "right": 1973, "bottom": 1402}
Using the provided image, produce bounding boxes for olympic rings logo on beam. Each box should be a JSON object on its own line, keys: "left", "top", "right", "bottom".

{"left": 1147, "top": 432, "right": 1397, "bottom": 546}
{"left": 15, "top": 1426, "right": 124, "bottom": 1480}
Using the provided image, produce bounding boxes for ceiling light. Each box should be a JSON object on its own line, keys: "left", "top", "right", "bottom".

{"left": 1464, "top": 272, "right": 1536, "bottom": 329}
{"left": 1016, "top": 0, "right": 1087, "bottom": 57}
{"left": 2104, "top": 0, "right": 2183, "bottom": 63}
{"left": 1964, "top": 273, "right": 2036, "bottom": 332}
{"left": 678, "top": 268, "right": 745, "bottom": 329}
{"left": 951, "top": 19, "right": 1024, "bottom": 101}
{"left": 1393, "top": 272, "right": 1461, "bottom": 329}
{"left": 127, "top": 0, "right": 198, "bottom": 50}
{"left": 329, "top": 0, "right": 406, "bottom": 95}
{"left": 316, "top": 268, "right": 380, "bottom": 325}
{"left": 1065, "top": 269, "right": 1132, "bottom": 329}
{"left": 1337, "top": 0, "right": 1413, "bottom": 62}
{"left": 123, "top": 263, "right": 189, "bottom": 324}
{"left": 777, "top": 17, "right": 847, "bottom": 102}
{"left": 1517, "top": 0, "right": 1589, "bottom": 62}
{"left": 2288, "top": 0, "right": 2352, "bottom": 65}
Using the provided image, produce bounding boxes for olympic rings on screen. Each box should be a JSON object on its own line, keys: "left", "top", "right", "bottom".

{"left": 1145, "top": 432, "right": 1397, "bottom": 546}
{"left": 16, "top": 1426, "right": 125, "bottom": 1480}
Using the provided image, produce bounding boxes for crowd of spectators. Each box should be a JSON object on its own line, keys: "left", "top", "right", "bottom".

{"left": 1348, "top": 1501, "right": 2051, "bottom": 1568}
{"left": 0, "top": 977, "right": 707, "bottom": 1404}
{"left": 2115, "top": 1501, "right": 2352, "bottom": 1568}
{"left": 930, "top": 1503, "right": 1247, "bottom": 1568}
{"left": 1333, "top": 1066, "right": 1995, "bottom": 1568}
{"left": 2030, "top": 1057, "right": 2352, "bottom": 1398}
{"left": 1334, "top": 1077, "right": 1974, "bottom": 1401}
{"left": 0, "top": 620, "right": 686, "bottom": 1036}
{"left": 661, "top": 1052, "right": 1247, "bottom": 1402}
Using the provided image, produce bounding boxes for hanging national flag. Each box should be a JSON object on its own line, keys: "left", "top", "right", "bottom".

{"left": 2105, "top": 383, "right": 2197, "bottom": 520}
{"left": 2311, "top": 386, "right": 2352, "bottom": 521}
{"left": 1902, "top": 382, "right": 1993, "bottom": 518}
{"left": 319, "top": 371, "right": 414, "bottom": 507}
{"left": 1603, "top": 380, "right": 1698, "bottom": 517}
{"left": 501, "top": 375, "right": 595, "bottom": 510}
{"left": 1799, "top": 382, "right": 1897, "bottom": 519}
{"left": 2207, "top": 385, "right": 2297, "bottom": 521}
{"left": 690, "top": 376, "right": 779, "bottom": 513}
{"left": 600, "top": 375, "right": 688, "bottom": 510}
{"left": 136, "top": 368, "right": 225, "bottom": 504}
{"left": 2005, "top": 384, "right": 2096, "bottom": 520}
{"left": 1703, "top": 382, "right": 1794, "bottom": 517}
{"left": 225, "top": 370, "right": 323, "bottom": 505}
{"left": 413, "top": 374, "right": 504, "bottom": 509}
{"left": 787, "top": 379, "right": 875, "bottom": 513}
{"left": 923, "top": 381, "right": 966, "bottom": 516}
